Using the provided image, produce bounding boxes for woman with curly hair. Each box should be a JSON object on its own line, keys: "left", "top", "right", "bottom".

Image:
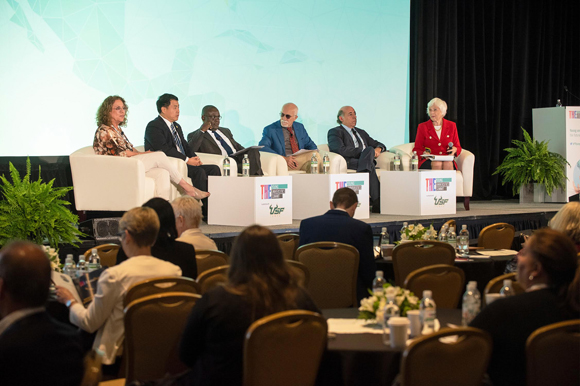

{"left": 93, "top": 95, "right": 209, "bottom": 200}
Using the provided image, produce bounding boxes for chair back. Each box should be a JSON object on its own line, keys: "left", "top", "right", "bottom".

{"left": 80, "top": 349, "right": 103, "bottom": 386}
{"left": 404, "top": 264, "right": 465, "bottom": 308}
{"left": 442, "top": 219, "right": 456, "bottom": 232}
{"left": 83, "top": 244, "right": 120, "bottom": 268}
{"left": 195, "top": 249, "right": 229, "bottom": 276}
{"left": 392, "top": 241, "right": 455, "bottom": 286}
{"left": 196, "top": 265, "right": 229, "bottom": 293}
{"left": 526, "top": 319, "right": 580, "bottom": 386}
{"left": 400, "top": 327, "right": 492, "bottom": 386}
{"left": 277, "top": 233, "right": 300, "bottom": 261}
{"left": 124, "top": 292, "right": 200, "bottom": 383}
{"left": 478, "top": 222, "right": 515, "bottom": 249}
{"left": 124, "top": 276, "right": 200, "bottom": 307}
{"left": 483, "top": 272, "right": 524, "bottom": 305}
{"left": 286, "top": 260, "right": 310, "bottom": 287}
{"left": 295, "top": 242, "right": 359, "bottom": 308}
{"left": 244, "top": 310, "right": 327, "bottom": 386}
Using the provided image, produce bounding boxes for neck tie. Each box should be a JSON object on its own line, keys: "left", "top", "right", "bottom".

{"left": 286, "top": 127, "right": 299, "bottom": 154}
{"left": 351, "top": 128, "right": 364, "bottom": 148}
{"left": 213, "top": 131, "right": 233, "bottom": 156}
{"left": 170, "top": 123, "right": 186, "bottom": 155}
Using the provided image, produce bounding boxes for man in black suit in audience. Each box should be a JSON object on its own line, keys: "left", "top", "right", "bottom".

{"left": 299, "top": 188, "right": 377, "bottom": 302}
{"left": 187, "top": 105, "right": 263, "bottom": 175}
{"left": 0, "top": 241, "right": 84, "bottom": 386}
{"left": 328, "top": 106, "right": 386, "bottom": 212}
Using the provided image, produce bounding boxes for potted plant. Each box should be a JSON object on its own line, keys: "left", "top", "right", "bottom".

{"left": 0, "top": 159, "right": 84, "bottom": 250}
{"left": 493, "top": 128, "right": 568, "bottom": 203}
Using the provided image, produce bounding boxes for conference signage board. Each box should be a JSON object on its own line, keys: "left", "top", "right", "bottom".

{"left": 291, "top": 173, "right": 370, "bottom": 220}
{"left": 379, "top": 170, "right": 456, "bottom": 216}
{"left": 207, "top": 176, "right": 292, "bottom": 226}
{"left": 566, "top": 107, "right": 580, "bottom": 201}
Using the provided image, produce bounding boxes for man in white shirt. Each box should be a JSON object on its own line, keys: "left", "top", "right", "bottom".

{"left": 172, "top": 196, "right": 217, "bottom": 251}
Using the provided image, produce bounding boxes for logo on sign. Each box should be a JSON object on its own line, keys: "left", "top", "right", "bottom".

{"left": 261, "top": 184, "right": 288, "bottom": 199}
{"left": 569, "top": 111, "right": 580, "bottom": 119}
{"left": 434, "top": 196, "right": 449, "bottom": 205}
{"left": 425, "top": 178, "right": 453, "bottom": 192}
{"left": 335, "top": 181, "right": 364, "bottom": 194}
{"left": 269, "top": 205, "right": 285, "bottom": 216}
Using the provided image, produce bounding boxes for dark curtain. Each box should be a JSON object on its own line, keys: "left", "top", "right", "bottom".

{"left": 410, "top": 0, "right": 580, "bottom": 199}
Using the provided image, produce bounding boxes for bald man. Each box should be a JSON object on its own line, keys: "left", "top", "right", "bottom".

{"left": 259, "top": 102, "right": 322, "bottom": 172}
{"left": 0, "top": 241, "right": 84, "bottom": 386}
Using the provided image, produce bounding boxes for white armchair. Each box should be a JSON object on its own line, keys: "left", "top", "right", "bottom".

{"left": 318, "top": 144, "right": 393, "bottom": 177}
{"left": 259, "top": 151, "right": 291, "bottom": 176}
{"left": 70, "top": 146, "right": 189, "bottom": 211}
{"left": 197, "top": 152, "right": 238, "bottom": 177}
{"left": 388, "top": 143, "right": 475, "bottom": 210}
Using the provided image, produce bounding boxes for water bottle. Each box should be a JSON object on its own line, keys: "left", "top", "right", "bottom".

{"left": 420, "top": 290, "right": 437, "bottom": 333}
{"left": 242, "top": 154, "right": 250, "bottom": 177}
{"left": 447, "top": 226, "right": 457, "bottom": 251}
{"left": 500, "top": 279, "right": 515, "bottom": 297}
{"left": 380, "top": 227, "right": 390, "bottom": 246}
{"left": 222, "top": 157, "right": 231, "bottom": 176}
{"left": 63, "top": 254, "right": 76, "bottom": 278}
{"left": 310, "top": 153, "right": 318, "bottom": 174}
{"left": 393, "top": 153, "right": 401, "bottom": 171}
{"left": 372, "top": 271, "right": 386, "bottom": 296}
{"left": 322, "top": 153, "right": 330, "bottom": 174}
{"left": 411, "top": 151, "right": 419, "bottom": 171}
{"left": 76, "top": 255, "right": 88, "bottom": 278}
{"left": 400, "top": 222, "right": 409, "bottom": 239}
{"left": 87, "top": 248, "right": 101, "bottom": 272}
{"left": 462, "top": 281, "right": 481, "bottom": 326}
{"left": 556, "top": 99, "right": 562, "bottom": 107}
{"left": 382, "top": 293, "right": 401, "bottom": 344}
{"left": 438, "top": 224, "right": 448, "bottom": 243}
{"left": 457, "top": 225, "right": 470, "bottom": 256}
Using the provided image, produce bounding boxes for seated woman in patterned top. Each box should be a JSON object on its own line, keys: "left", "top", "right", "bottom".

{"left": 93, "top": 95, "right": 209, "bottom": 200}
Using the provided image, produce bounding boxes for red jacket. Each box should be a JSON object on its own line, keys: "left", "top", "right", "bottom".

{"left": 413, "top": 119, "right": 462, "bottom": 168}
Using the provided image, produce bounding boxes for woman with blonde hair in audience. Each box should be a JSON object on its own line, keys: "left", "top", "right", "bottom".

{"left": 179, "top": 225, "right": 319, "bottom": 386}
{"left": 549, "top": 201, "right": 580, "bottom": 252}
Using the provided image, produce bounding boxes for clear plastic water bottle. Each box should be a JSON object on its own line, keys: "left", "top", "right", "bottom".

{"left": 556, "top": 99, "right": 562, "bottom": 107}
{"left": 222, "top": 157, "right": 231, "bottom": 176}
{"left": 322, "top": 153, "right": 330, "bottom": 174}
{"left": 382, "top": 293, "right": 401, "bottom": 344}
{"left": 310, "top": 153, "right": 318, "bottom": 174}
{"left": 63, "top": 254, "right": 76, "bottom": 278}
{"left": 500, "top": 279, "right": 515, "bottom": 297}
{"left": 462, "top": 281, "right": 481, "bottom": 326}
{"left": 411, "top": 151, "right": 419, "bottom": 171}
{"left": 242, "top": 154, "right": 250, "bottom": 177}
{"left": 447, "top": 226, "right": 457, "bottom": 251}
{"left": 400, "top": 222, "right": 409, "bottom": 239}
{"left": 380, "top": 227, "right": 389, "bottom": 247}
{"left": 76, "top": 255, "right": 88, "bottom": 278}
{"left": 438, "top": 224, "right": 448, "bottom": 243}
{"left": 420, "top": 290, "right": 437, "bottom": 333}
{"left": 372, "top": 271, "right": 386, "bottom": 296}
{"left": 87, "top": 248, "right": 101, "bottom": 272}
{"left": 457, "top": 225, "right": 470, "bottom": 256}
{"left": 393, "top": 153, "right": 401, "bottom": 171}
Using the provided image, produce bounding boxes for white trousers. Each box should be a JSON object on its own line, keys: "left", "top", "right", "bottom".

{"left": 133, "top": 152, "right": 184, "bottom": 200}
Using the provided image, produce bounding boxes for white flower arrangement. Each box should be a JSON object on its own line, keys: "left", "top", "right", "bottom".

{"left": 357, "top": 284, "right": 420, "bottom": 320}
{"left": 398, "top": 223, "right": 438, "bottom": 243}
{"left": 42, "top": 245, "right": 61, "bottom": 272}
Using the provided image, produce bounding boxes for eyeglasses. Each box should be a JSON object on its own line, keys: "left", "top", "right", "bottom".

{"left": 280, "top": 113, "right": 296, "bottom": 119}
{"left": 207, "top": 115, "right": 222, "bottom": 120}
{"left": 114, "top": 107, "right": 128, "bottom": 112}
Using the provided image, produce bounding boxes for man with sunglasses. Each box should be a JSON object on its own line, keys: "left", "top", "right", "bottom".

{"left": 259, "top": 102, "right": 322, "bottom": 172}
{"left": 187, "top": 105, "right": 263, "bottom": 175}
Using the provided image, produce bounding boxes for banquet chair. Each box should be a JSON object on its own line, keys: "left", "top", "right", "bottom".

{"left": 124, "top": 276, "right": 200, "bottom": 308}
{"left": 196, "top": 265, "right": 229, "bottom": 293}
{"left": 80, "top": 349, "right": 104, "bottom": 386}
{"left": 526, "top": 319, "right": 580, "bottom": 386}
{"left": 477, "top": 222, "right": 515, "bottom": 249}
{"left": 295, "top": 242, "right": 359, "bottom": 308}
{"left": 277, "top": 233, "right": 300, "bottom": 260}
{"left": 195, "top": 249, "right": 229, "bottom": 276}
{"left": 403, "top": 264, "right": 465, "bottom": 308}
{"left": 286, "top": 260, "right": 310, "bottom": 287}
{"left": 83, "top": 244, "right": 120, "bottom": 268}
{"left": 244, "top": 310, "right": 327, "bottom": 386}
{"left": 442, "top": 219, "right": 456, "bottom": 232}
{"left": 400, "top": 327, "right": 492, "bottom": 386}
{"left": 483, "top": 272, "right": 524, "bottom": 305}
{"left": 391, "top": 241, "right": 455, "bottom": 286}
{"left": 123, "top": 292, "right": 200, "bottom": 383}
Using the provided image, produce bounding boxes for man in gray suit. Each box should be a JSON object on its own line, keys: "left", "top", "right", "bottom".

{"left": 187, "top": 105, "right": 263, "bottom": 175}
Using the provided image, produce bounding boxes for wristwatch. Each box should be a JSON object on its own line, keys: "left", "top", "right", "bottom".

{"left": 66, "top": 299, "right": 77, "bottom": 308}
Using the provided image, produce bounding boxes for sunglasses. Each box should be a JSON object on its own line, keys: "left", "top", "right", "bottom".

{"left": 280, "top": 113, "right": 296, "bottom": 119}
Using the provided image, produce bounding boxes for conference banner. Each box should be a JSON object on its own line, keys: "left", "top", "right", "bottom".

{"left": 566, "top": 107, "right": 580, "bottom": 201}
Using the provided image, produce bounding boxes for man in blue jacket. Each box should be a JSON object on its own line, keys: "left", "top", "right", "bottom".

{"left": 259, "top": 102, "right": 322, "bottom": 172}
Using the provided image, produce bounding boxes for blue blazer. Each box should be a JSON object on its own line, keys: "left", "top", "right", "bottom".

{"left": 259, "top": 120, "right": 317, "bottom": 156}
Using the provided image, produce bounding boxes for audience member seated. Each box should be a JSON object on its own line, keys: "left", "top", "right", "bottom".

{"left": 470, "top": 228, "right": 580, "bottom": 386}
{"left": 55, "top": 207, "right": 181, "bottom": 367}
{"left": 298, "top": 187, "right": 376, "bottom": 302}
{"left": 172, "top": 196, "right": 217, "bottom": 251}
{"left": 0, "top": 241, "right": 84, "bottom": 386}
{"left": 548, "top": 202, "right": 580, "bottom": 252}
{"left": 117, "top": 198, "right": 198, "bottom": 279}
{"left": 93, "top": 95, "right": 208, "bottom": 200}
{"left": 179, "top": 225, "right": 319, "bottom": 386}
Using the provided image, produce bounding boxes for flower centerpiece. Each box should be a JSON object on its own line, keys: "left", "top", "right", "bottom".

{"left": 43, "top": 245, "right": 61, "bottom": 272}
{"left": 398, "top": 223, "right": 437, "bottom": 244}
{"left": 358, "top": 284, "right": 420, "bottom": 320}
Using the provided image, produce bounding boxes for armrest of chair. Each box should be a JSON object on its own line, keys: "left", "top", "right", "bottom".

{"left": 328, "top": 152, "right": 347, "bottom": 174}
{"left": 259, "top": 151, "right": 289, "bottom": 176}
{"left": 197, "top": 152, "right": 237, "bottom": 177}
{"left": 389, "top": 143, "right": 414, "bottom": 171}
{"left": 376, "top": 152, "right": 394, "bottom": 171}
{"left": 455, "top": 149, "right": 475, "bottom": 197}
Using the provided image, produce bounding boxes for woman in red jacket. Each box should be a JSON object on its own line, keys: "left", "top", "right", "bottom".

{"left": 412, "top": 97, "right": 462, "bottom": 170}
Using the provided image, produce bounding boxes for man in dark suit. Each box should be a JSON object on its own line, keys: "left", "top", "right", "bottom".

{"left": 328, "top": 106, "right": 386, "bottom": 212}
{"left": 0, "top": 241, "right": 84, "bottom": 386}
{"left": 187, "top": 105, "right": 263, "bottom": 175}
{"left": 299, "top": 188, "right": 377, "bottom": 302}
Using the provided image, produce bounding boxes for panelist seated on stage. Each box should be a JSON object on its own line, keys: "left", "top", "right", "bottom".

{"left": 172, "top": 196, "right": 218, "bottom": 251}
{"left": 298, "top": 188, "right": 376, "bottom": 302}
{"left": 93, "top": 95, "right": 208, "bottom": 200}
{"left": 413, "top": 97, "right": 462, "bottom": 170}
{"left": 259, "top": 102, "right": 323, "bottom": 172}
{"left": 187, "top": 105, "right": 263, "bottom": 176}
{"left": 328, "top": 106, "right": 386, "bottom": 212}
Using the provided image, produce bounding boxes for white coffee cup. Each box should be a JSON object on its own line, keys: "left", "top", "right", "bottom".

{"left": 406, "top": 310, "right": 422, "bottom": 337}
{"left": 388, "top": 317, "right": 410, "bottom": 349}
{"left": 485, "top": 293, "right": 502, "bottom": 306}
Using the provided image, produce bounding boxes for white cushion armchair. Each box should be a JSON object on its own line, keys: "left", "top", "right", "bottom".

{"left": 318, "top": 144, "right": 393, "bottom": 176}
{"left": 196, "top": 153, "right": 238, "bottom": 177}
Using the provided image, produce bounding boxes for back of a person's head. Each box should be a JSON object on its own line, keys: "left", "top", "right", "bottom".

{"left": 332, "top": 187, "right": 358, "bottom": 209}
{"left": 172, "top": 196, "right": 203, "bottom": 228}
{"left": 549, "top": 202, "right": 580, "bottom": 245}
{"left": 0, "top": 241, "right": 51, "bottom": 309}
{"left": 143, "top": 197, "right": 178, "bottom": 245}
{"left": 120, "top": 207, "right": 160, "bottom": 248}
